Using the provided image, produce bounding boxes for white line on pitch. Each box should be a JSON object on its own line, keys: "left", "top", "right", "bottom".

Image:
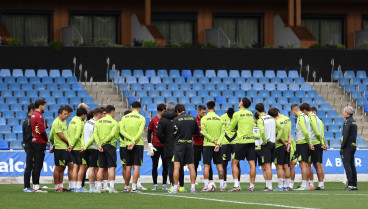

{"left": 141, "top": 193, "right": 319, "bottom": 209}
{"left": 335, "top": 194, "right": 368, "bottom": 196}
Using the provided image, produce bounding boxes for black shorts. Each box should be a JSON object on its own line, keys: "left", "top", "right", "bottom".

{"left": 261, "top": 142, "right": 275, "bottom": 164}
{"left": 203, "top": 146, "right": 222, "bottom": 165}
{"left": 85, "top": 149, "right": 99, "bottom": 167}
{"left": 221, "top": 144, "right": 233, "bottom": 161}
{"left": 126, "top": 145, "right": 143, "bottom": 166}
{"left": 120, "top": 147, "right": 127, "bottom": 165}
{"left": 296, "top": 143, "right": 311, "bottom": 163}
{"left": 255, "top": 149, "right": 262, "bottom": 166}
{"left": 70, "top": 150, "right": 82, "bottom": 165}
{"left": 274, "top": 145, "right": 290, "bottom": 165}
{"left": 54, "top": 149, "right": 69, "bottom": 166}
{"left": 81, "top": 151, "right": 87, "bottom": 165}
{"left": 310, "top": 144, "right": 323, "bottom": 163}
{"left": 193, "top": 145, "right": 203, "bottom": 163}
{"left": 233, "top": 143, "right": 255, "bottom": 161}
{"left": 174, "top": 143, "right": 194, "bottom": 165}
{"left": 98, "top": 144, "right": 117, "bottom": 168}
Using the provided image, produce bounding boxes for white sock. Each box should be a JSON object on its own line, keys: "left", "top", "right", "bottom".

{"left": 191, "top": 184, "right": 195, "bottom": 190}
{"left": 302, "top": 180, "right": 307, "bottom": 188}
{"left": 234, "top": 179, "right": 239, "bottom": 188}
{"left": 204, "top": 179, "right": 209, "bottom": 188}
{"left": 289, "top": 180, "right": 294, "bottom": 189}
{"left": 249, "top": 183, "right": 254, "bottom": 188}
{"left": 154, "top": 184, "right": 158, "bottom": 187}
{"left": 266, "top": 180, "right": 272, "bottom": 189}
{"left": 55, "top": 184, "right": 59, "bottom": 189}
{"left": 318, "top": 181, "right": 324, "bottom": 187}
{"left": 103, "top": 180, "right": 109, "bottom": 188}
{"left": 34, "top": 184, "right": 39, "bottom": 190}
{"left": 278, "top": 178, "right": 284, "bottom": 188}
{"left": 110, "top": 181, "right": 115, "bottom": 189}
{"left": 69, "top": 181, "right": 74, "bottom": 189}
{"left": 310, "top": 180, "right": 314, "bottom": 187}
{"left": 90, "top": 182, "right": 95, "bottom": 190}
{"left": 220, "top": 179, "right": 224, "bottom": 188}
{"left": 77, "top": 181, "right": 82, "bottom": 188}
{"left": 58, "top": 183, "right": 63, "bottom": 188}
{"left": 71, "top": 181, "right": 76, "bottom": 189}
{"left": 96, "top": 181, "right": 102, "bottom": 188}
{"left": 125, "top": 185, "right": 130, "bottom": 189}
{"left": 138, "top": 178, "right": 142, "bottom": 187}
{"left": 132, "top": 183, "right": 137, "bottom": 190}
{"left": 284, "top": 178, "right": 290, "bottom": 188}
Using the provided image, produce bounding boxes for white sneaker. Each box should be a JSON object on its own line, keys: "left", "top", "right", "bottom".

{"left": 109, "top": 188, "right": 119, "bottom": 193}
{"left": 223, "top": 182, "right": 227, "bottom": 189}
{"left": 138, "top": 185, "right": 148, "bottom": 191}
{"left": 103, "top": 187, "right": 110, "bottom": 193}
{"left": 96, "top": 187, "right": 103, "bottom": 193}
{"left": 34, "top": 189, "right": 48, "bottom": 193}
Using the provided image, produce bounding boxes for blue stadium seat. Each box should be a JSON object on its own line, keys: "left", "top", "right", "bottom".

{"left": 42, "top": 77, "right": 53, "bottom": 84}
{"left": 270, "top": 77, "right": 281, "bottom": 84}
{"left": 5, "top": 97, "right": 17, "bottom": 104}
{"left": 7, "top": 118, "right": 19, "bottom": 126}
{"left": 186, "top": 90, "right": 196, "bottom": 97}
{"left": 163, "top": 77, "right": 173, "bottom": 85}
{"left": 241, "top": 70, "right": 251, "bottom": 78}
{"left": 258, "top": 90, "right": 269, "bottom": 98}
{"left": 55, "top": 77, "right": 66, "bottom": 84}
{"left": 0, "top": 83, "right": 7, "bottom": 91}
{"left": 283, "top": 90, "right": 293, "bottom": 98}
{"left": 83, "top": 97, "right": 94, "bottom": 104}
{"left": 192, "top": 84, "right": 202, "bottom": 90}
{"left": 313, "top": 97, "right": 324, "bottom": 105}
{"left": 1, "top": 90, "right": 12, "bottom": 97}
{"left": 252, "top": 83, "right": 263, "bottom": 91}
{"left": 328, "top": 125, "right": 340, "bottom": 133}
{"left": 301, "top": 97, "right": 312, "bottom": 104}
{"left": 344, "top": 71, "right": 355, "bottom": 79}
{"left": 277, "top": 84, "right": 288, "bottom": 91}
{"left": 258, "top": 77, "right": 268, "bottom": 84}
{"left": 180, "top": 83, "right": 191, "bottom": 91}
{"left": 253, "top": 70, "right": 263, "bottom": 78}
{"left": 203, "top": 96, "right": 214, "bottom": 102}
{"left": 72, "top": 83, "right": 83, "bottom": 90}
{"left": 57, "top": 97, "right": 68, "bottom": 104}
{"left": 64, "top": 90, "right": 75, "bottom": 97}
{"left": 205, "top": 83, "right": 215, "bottom": 90}
{"left": 265, "top": 83, "right": 275, "bottom": 91}
{"left": 319, "top": 103, "right": 331, "bottom": 111}
{"left": 191, "top": 97, "right": 202, "bottom": 105}
{"left": 148, "top": 90, "right": 159, "bottom": 97}
{"left": 234, "top": 90, "right": 245, "bottom": 98}
{"left": 166, "top": 96, "right": 177, "bottom": 103}
{"left": 199, "top": 77, "right": 209, "bottom": 84}
{"left": 216, "top": 96, "right": 226, "bottom": 105}
{"left": 15, "top": 111, "right": 26, "bottom": 119}
{"left": 0, "top": 118, "right": 5, "bottom": 125}
{"left": 221, "top": 103, "right": 232, "bottom": 110}
{"left": 210, "top": 90, "right": 221, "bottom": 97}
{"left": 229, "top": 83, "right": 239, "bottom": 90}
{"left": 217, "top": 70, "right": 228, "bottom": 78}
{"left": 288, "top": 70, "right": 299, "bottom": 78}
{"left": 317, "top": 111, "right": 326, "bottom": 118}
{"left": 350, "top": 78, "right": 361, "bottom": 86}
{"left": 12, "top": 69, "right": 23, "bottom": 77}
{"left": 253, "top": 97, "right": 263, "bottom": 104}
{"left": 10, "top": 141, "right": 23, "bottom": 150}
{"left": 289, "top": 83, "right": 299, "bottom": 91}
{"left": 295, "top": 90, "right": 305, "bottom": 98}
{"left": 50, "top": 69, "right": 60, "bottom": 77}
{"left": 126, "top": 76, "right": 137, "bottom": 84}
{"left": 147, "top": 103, "right": 156, "bottom": 112}
{"left": 37, "top": 69, "right": 48, "bottom": 77}
{"left": 10, "top": 104, "right": 22, "bottom": 111}
{"left": 24, "top": 69, "right": 36, "bottom": 77}
{"left": 133, "top": 69, "right": 144, "bottom": 77}
{"left": 4, "top": 77, "right": 15, "bottom": 84}
{"left": 357, "top": 139, "right": 367, "bottom": 148}
{"left": 150, "top": 76, "right": 161, "bottom": 84}
{"left": 334, "top": 118, "right": 344, "bottom": 126}
{"left": 301, "top": 83, "right": 311, "bottom": 90}
{"left": 211, "top": 77, "right": 221, "bottom": 84}
{"left": 108, "top": 69, "right": 118, "bottom": 79}
{"left": 179, "top": 97, "right": 190, "bottom": 104}
{"left": 135, "top": 90, "right": 147, "bottom": 97}
{"left": 138, "top": 76, "right": 149, "bottom": 84}
{"left": 0, "top": 140, "right": 9, "bottom": 150}
{"left": 16, "top": 76, "right": 28, "bottom": 84}
{"left": 189, "top": 110, "right": 197, "bottom": 117}
{"left": 175, "top": 77, "right": 185, "bottom": 85}
{"left": 161, "top": 90, "right": 172, "bottom": 97}
{"left": 223, "top": 77, "right": 233, "bottom": 85}
{"left": 145, "top": 69, "right": 156, "bottom": 78}
{"left": 19, "top": 98, "right": 30, "bottom": 105}
{"left": 143, "top": 83, "right": 154, "bottom": 91}
{"left": 307, "top": 90, "right": 318, "bottom": 97}
{"left": 290, "top": 97, "right": 300, "bottom": 104}
{"left": 173, "top": 90, "right": 184, "bottom": 97}
{"left": 67, "top": 77, "right": 78, "bottom": 83}
{"left": 169, "top": 69, "right": 180, "bottom": 78}
{"left": 45, "top": 97, "right": 56, "bottom": 105}
{"left": 229, "top": 70, "right": 240, "bottom": 78}
{"left": 265, "top": 97, "right": 276, "bottom": 104}
{"left": 69, "top": 97, "right": 81, "bottom": 105}
{"left": 157, "top": 69, "right": 168, "bottom": 77}
{"left": 246, "top": 77, "right": 258, "bottom": 84}
{"left": 247, "top": 90, "right": 257, "bottom": 98}
{"left": 187, "top": 77, "right": 197, "bottom": 84}
{"left": 333, "top": 71, "right": 343, "bottom": 80}
{"left": 193, "top": 69, "right": 204, "bottom": 78}
{"left": 294, "top": 77, "right": 304, "bottom": 84}
{"left": 62, "top": 69, "right": 73, "bottom": 77}
{"left": 77, "top": 90, "right": 88, "bottom": 97}
{"left": 130, "top": 83, "right": 141, "bottom": 91}
{"left": 181, "top": 69, "right": 192, "bottom": 78}
{"left": 265, "top": 70, "right": 275, "bottom": 78}
{"left": 205, "top": 70, "right": 216, "bottom": 78}
{"left": 34, "top": 83, "right": 45, "bottom": 91}
{"left": 153, "top": 97, "right": 165, "bottom": 104}
{"left": 185, "top": 103, "right": 195, "bottom": 111}
{"left": 228, "top": 97, "right": 240, "bottom": 104}
{"left": 282, "top": 77, "right": 293, "bottom": 84}
{"left": 46, "top": 84, "right": 58, "bottom": 91}
{"left": 327, "top": 110, "right": 338, "bottom": 118}
{"left": 222, "top": 90, "right": 233, "bottom": 97}
{"left": 0, "top": 69, "right": 11, "bottom": 77}
{"left": 278, "top": 97, "right": 288, "bottom": 105}
{"left": 276, "top": 70, "right": 287, "bottom": 78}
{"left": 168, "top": 83, "right": 178, "bottom": 91}
{"left": 356, "top": 71, "right": 367, "bottom": 79}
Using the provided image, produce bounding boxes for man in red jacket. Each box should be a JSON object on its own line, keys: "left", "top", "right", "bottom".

{"left": 30, "top": 99, "right": 48, "bottom": 192}
{"left": 193, "top": 105, "right": 213, "bottom": 183}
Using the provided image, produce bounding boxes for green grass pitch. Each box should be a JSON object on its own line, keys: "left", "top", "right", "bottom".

{"left": 1, "top": 182, "right": 368, "bottom": 209}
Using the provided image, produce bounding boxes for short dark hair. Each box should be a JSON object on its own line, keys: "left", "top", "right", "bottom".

{"left": 124, "top": 110, "right": 132, "bottom": 115}
{"left": 62, "top": 105, "right": 73, "bottom": 113}
{"left": 93, "top": 108, "right": 103, "bottom": 116}
{"left": 57, "top": 107, "right": 65, "bottom": 115}
{"left": 255, "top": 103, "right": 265, "bottom": 112}
{"left": 132, "top": 101, "right": 141, "bottom": 109}
{"left": 242, "top": 97, "right": 251, "bottom": 108}
{"left": 255, "top": 112, "right": 259, "bottom": 120}
{"left": 100, "top": 106, "right": 106, "bottom": 112}
{"left": 27, "top": 103, "right": 35, "bottom": 113}
{"left": 268, "top": 107, "right": 279, "bottom": 118}
{"left": 206, "top": 101, "right": 215, "bottom": 110}
{"left": 198, "top": 105, "right": 206, "bottom": 111}
{"left": 227, "top": 108, "right": 235, "bottom": 119}
{"left": 35, "top": 99, "right": 46, "bottom": 108}
{"left": 157, "top": 104, "right": 166, "bottom": 112}
{"left": 105, "top": 105, "right": 115, "bottom": 114}
{"left": 86, "top": 111, "right": 94, "bottom": 120}
{"left": 311, "top": 106, "right": 318, "bottom": 113}
{"left": 76, "top": 107, "right": 87, "bottom": 116}
{"left": 299, "top": 103, "right": 311, "bottom": 112}
{"left": 175, "top": 104, "right": 185, "bottom": 113}
{"left": 290, "top": 103, "right": 299, "bottom": 111}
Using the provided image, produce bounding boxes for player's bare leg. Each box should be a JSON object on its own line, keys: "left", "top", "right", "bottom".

{"left": 283, "top": 164, "right": 291, "bottom": 190}
{"left": 249, "top": 161, "right": 256, "bottom": 190}
{"left": 289, "top": 161, "right": 296, "bottom": 189}
{"left": 230, "top": 159, "right": 241, "bottom": 191}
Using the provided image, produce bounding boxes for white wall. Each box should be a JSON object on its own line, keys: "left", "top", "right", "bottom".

{"left": 131, "top": 14, "right": 155, "bottom": 46}
{"left": 274, "top": 15, "right": 300, "bottom": 48}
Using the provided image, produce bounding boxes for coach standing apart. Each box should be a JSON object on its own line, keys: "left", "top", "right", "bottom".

{"left": 30, "top": 99, "right": 48, "bottom": 192}
{"left": 341, "top": 106, "right": 358, "bottom": 191}
{"left": 22, "top": 103, "right": 35, "bottom": 192}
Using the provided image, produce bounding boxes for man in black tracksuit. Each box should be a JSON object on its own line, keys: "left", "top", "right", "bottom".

{"left": 22, "top": 103, "right": 35, "bottom": 192}
{"left": 340, "top": 106, "right": 358, "bottom": 190}
{"left": 157, "top": 102, "right": 185, "bottom": 189}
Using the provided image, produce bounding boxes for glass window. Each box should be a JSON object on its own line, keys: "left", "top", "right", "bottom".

{"left": 70, "top": 14, "right": 118, "bottom": 44}
{"left": 1, "top": 13, "right": 50, "bottom": 45}
{"left": 214, "top": 16, "right": 261, "bottom": 48}
{"left": 302, "top": 17, "right": 344, "bottom": 46}
{"left": 152, "top": 20, "right": 194, "bottom": 45}
{"left": 362, "top": 16, "right": 368, "bottom": 30}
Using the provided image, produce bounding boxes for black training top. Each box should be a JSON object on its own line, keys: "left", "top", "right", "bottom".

{"left": 173, "top": 112, "right": 200, "bottom": 145}
{"left": 341, "top": 115, "right": 357, "bottom": 149}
